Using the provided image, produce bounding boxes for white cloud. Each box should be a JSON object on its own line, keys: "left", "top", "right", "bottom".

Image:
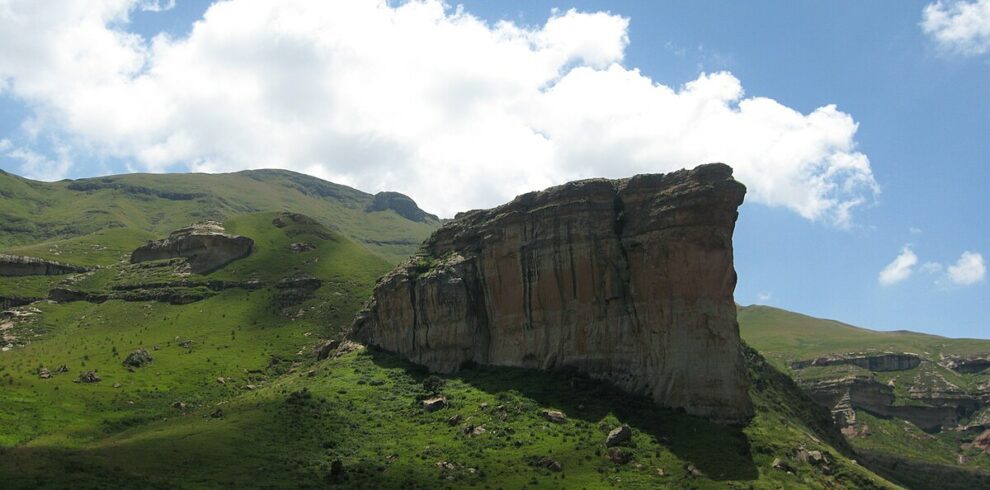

{"left": 756, "top": 291, "right": 773, "bottom": 303}
{"left": 879, "top": 246, "right": 918, "bottom": 286}
{"left": 946, "top": 251, "right": 986, "bottom": 285}
{"left": 909, "top": 226, "right": 923, "bottom": 234}
{"left": 138, "top": 0, "right": 174, "bottom": 12}
{"left": 0, "top": 0, "right": 878, "bottom": 222}
{"left": 5, "top": 143, "right": 73, "bottom": 180}
{"left": 922, "top": 0, "right": 990, "bottom": 55}
{"left": 921, "top": 261, "right": 944, "bottom": 274}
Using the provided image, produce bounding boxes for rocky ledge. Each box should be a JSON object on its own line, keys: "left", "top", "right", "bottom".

{"left": 0, "top": 254, "right": 89, "bottom": 277}
{"left": 351, "top": 163, "right": 753, "bottom": 422}
{"left": 130, "top": 221, "right": 253, "bottom": 274}
{"left": 790, "top": 352, "right": 922, "bottom": 372}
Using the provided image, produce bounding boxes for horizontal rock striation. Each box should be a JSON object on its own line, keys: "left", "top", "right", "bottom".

{"left": 352, "top": 163, "right": 753, "bottom": 422}
{"left": 0, "top": 254, "right": 88, "bottom": 276}
{"left": 131, "top": 221, "right": 253, "bottom": 274}
{"left": 790, "top": 352, "right": 922, "bottom": 372}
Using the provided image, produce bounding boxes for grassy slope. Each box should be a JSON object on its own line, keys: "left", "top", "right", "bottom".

{"left": 739, "top": 304, "right": 990, "bottom": 481}
{"left": 0, "top": 216, "right": 897, "bottom": 487}
{"left": 0, "top": 168, "right": 438, "bottom": 264}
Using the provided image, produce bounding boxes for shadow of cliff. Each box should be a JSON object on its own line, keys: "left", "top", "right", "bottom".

{"left": 367, "top": 349, "right": 759, "bottom": 482}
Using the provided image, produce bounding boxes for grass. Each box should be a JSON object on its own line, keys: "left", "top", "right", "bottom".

{"left": 739, "top": 304, "right": 990, "bottom": 482}
{"left": 0, "top": 168, "right": 439, "bottom": 264}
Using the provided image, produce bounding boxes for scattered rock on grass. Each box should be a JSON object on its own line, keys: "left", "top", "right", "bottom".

{"left": 447, "top": 414, "right": 463, "bottom": 426}
{"left": 76, "top": 371, "right": 101, "bottom": 383}
{"left": 686, "top": 463, "right": 704, "bottom": 477}
{"left": 605, "top": 425, "right": 632, "bottom": 447}
{"left": 533, "top": 457, "right": 562, "bottom": 472}
{"left": 541, "top": 409, "right": 567, "bottom": 423}
{"left": 422, "top": 396, "right": 447, "bottom": 412}
{"left": 37, "top": 367, "right": 51, "bottom": 379}
{"left": 122, "top": 348, "right": 153, "bottom": 368}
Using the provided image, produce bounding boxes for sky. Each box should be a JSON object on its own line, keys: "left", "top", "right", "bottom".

{"left": 0, "top": 0, "right": 987, "bottom": 338}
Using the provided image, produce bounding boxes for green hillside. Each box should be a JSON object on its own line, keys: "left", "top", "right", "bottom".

{"left": 0, "top": 168, "right": 439, "bottom": 264}
{"left": 740, "top": 305, "right": 990, "bottom": 489}
{"left": 0, "top": 169, "right": 900, "bottom": 488}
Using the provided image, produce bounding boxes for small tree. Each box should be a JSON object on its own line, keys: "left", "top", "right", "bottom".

{"left": 422, "top": 375, "right": 445, "bottom": 395}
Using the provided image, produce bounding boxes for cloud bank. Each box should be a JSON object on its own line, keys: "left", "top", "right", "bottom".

{"left": 0, "top": 0, "right": 877, "bottom": 222}
{"left": 922, "top": 0, "right": 990, "bottom": 55}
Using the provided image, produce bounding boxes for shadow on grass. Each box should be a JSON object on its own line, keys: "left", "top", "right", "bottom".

{"left": 366, "top": 348, "right": 760, "bottom": 482}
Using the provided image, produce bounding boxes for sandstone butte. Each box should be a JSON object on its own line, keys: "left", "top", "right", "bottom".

{"left": 351, "top": 163, "right": 754, "bottom": 423}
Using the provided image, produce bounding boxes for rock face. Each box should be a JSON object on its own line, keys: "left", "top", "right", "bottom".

{"left": 352, "top": 163, "right": 752, "bottom": 422}
{"left": 790, "top": 353, "right": 921, "bottom": 372}
{"left": 130, "top": 221, "right": 253, "bottom": 274}
{"left": 0, "top": 254, "right": 88, "bottom": 276}
{"left": 366, "top": 191, "right": 439, "bottom": 223}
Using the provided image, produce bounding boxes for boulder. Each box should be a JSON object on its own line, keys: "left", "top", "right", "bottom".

{"left": 605, "top": 425, "right": 632, "bottom": 447}
{"left": 541, "top": 409, "right": 567, "bottom": 424}
{"left": 122, "top": 348, "right": 153, "bottom": 368}
{"left": 422, "top": 396, "right": 447, "bottom": 412}
{"left": 76, "top": 371, "right": 101, "bottom": 383}
{"left": 130, "top": 221, "right": 253, "bottom": 274}
{"left": 351, "top": 163, "right": 753, "bottom": 422}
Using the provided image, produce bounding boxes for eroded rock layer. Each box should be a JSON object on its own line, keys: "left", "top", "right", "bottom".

{"left": 0, "top": 254, "right": 88, "bottom": 276}
{"left": 352, "top": 163, "right": 753, "bottom": 422}
{"left": 131, "top": 221, "right": 253, "bottom": 274}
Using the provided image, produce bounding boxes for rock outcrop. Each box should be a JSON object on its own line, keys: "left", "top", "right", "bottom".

{"left": 790, "top": 352, "right": 922, "bottom": 372}
{"left": 0, "top": 254, "right": 88, "bottom": 276}
{"left": 351, "top": 163, "right": 752, "bottom": 422}
{"left": 130, "top": 221, "right": 253, "bottom": 274}
{"left": 366, "top": 191, "right": 439, "bottom": 223}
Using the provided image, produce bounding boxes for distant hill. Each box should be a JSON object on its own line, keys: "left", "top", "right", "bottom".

{"left": 0, "top": 168, "right": 440, "bottom": 264}
{"left": 740, "top": 304, "right": 990, "bottom": 489}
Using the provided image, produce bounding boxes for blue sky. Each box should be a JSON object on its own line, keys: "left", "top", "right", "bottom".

{"left": 0, "top": 0, "right": 987, "bottom": 338}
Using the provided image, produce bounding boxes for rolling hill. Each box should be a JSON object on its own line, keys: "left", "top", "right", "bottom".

{"left": 740, "top": 305, "right": 990, "bottom": 489}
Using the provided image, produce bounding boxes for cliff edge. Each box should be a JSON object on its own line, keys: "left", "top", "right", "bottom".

{"left": 351, "top": 163, "right": 753, "bottom": 422}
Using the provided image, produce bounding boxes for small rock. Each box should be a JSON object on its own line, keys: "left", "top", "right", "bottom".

{"left": 210, "top": 408, "right": 224, "bottom": 418}
{"left": 686, "top": 463, "right": 704, "bottom": 477}
{"left": 76, "top": 371, "right": 101, "bottom": 383}
{"left": 435, "top": 461, "right": 457, "bottom": 470}
{"left": 655, "top": 467, "right": 666, "bottom": 476}
{"left": 153, "top": 345, "right": 160, "bottom": 350}
{"left": 289, "top": 242, "right": 316, "bottom": 252}
{"left": 422, "top": 396, "right": 447, "bottom": 412}
{"left": 173, "top": 401, "right": 188, "bottom": 410}
{"left": 534, "top": 457, "right": 562, "bottom": 472}
{"left": 314, "top": 339, "right": 341, "bottom": 360}
{"left": 541, "top": 409, "right": 567, "bottom": 424}
{"left": 244, "top": 384, "right": 257, "bottom": 390}
{"left": 122, "top": 348, "right": 153, "bottom": 368}
{"left": 447, "top": 414, "right": 463, "bottom": 426}
{"left": 216, "top": 377, "right": 226, "bottom": 385}
{"left": 306, "top": 370, "right": 316, "bottom": 377}
{"left": 55, "top": 364, "right": 69, "bottom": 374}
{"left": 606, "top": 447, "right": 632, "bottom": 465}
{"left": 112, "top": 383, "right": 122, "bottom": 388}
{"left": 37, "top": 367, "right": 52, "bottom": 379}
{"left": 178, "top": 340, "right": 192, "bottom": 349}
{"left": 463, "top": 424, "right": 486, "bottom": 436}
{"left": 605, "top": 425, "right": 632, "bottom": 447}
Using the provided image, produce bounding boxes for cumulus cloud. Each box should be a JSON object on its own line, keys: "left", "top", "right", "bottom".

{"left": 879, "top": 246, "right": 918, "bottom": 286}
{"left": 0, "top": 0, "right": 878, "bottom": 221}
{"left": 756, "top": 291, "right": 773, "bottom": 303}
{"left": 946, "top": 251, "right": 986, "bottom": 285}
{"left": 922, "top": 0, "right": 990, "bottom": 55}
{"left": 5, "top": 144, "right": 73, "bottom": 181}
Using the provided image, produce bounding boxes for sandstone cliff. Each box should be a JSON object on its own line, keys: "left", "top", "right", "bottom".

{"left": 130, "top": 221, "right": 253, "bottom": 274}
{"left": 351, "top": 163, "right": 753, "bottom": 422}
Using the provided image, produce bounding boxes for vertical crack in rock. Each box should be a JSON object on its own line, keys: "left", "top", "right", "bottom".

{"left": 350, "top": 163, "right": 753, "bottom": 423}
